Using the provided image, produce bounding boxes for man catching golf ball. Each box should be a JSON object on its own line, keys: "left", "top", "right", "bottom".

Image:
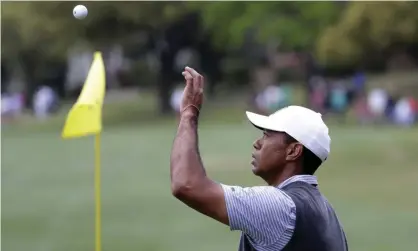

{"left": 170, "top": 67, "right": 348, "bottom": 251}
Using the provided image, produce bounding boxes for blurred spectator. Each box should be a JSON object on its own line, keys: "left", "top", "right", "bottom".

{"left": 255, "top": 84, "right": 291, "bottom": 114}
{"left": 408, "top": 97, "right": 418, "bottom": 115}
{"left": 329, "top": 81, "right": 349, "bottom": 114}
{"left": 353, "top": 91, "right": 371, "bottom": 124}
{"left": 309, "top": 76, "right": 327, "bottom": 114}
{"left": 346, "top": 72, "right": 365, "bottom": 107}
{"left": 367, "top": 88, "right": 388, "bottom": 122}
{"left": 384, "top": 93, "right": 398, "bottom": 121}
{"left": 393, "top": 97, "right": 415, "bottom": 126}
{"left": 33, "top": 86, "right": 58, "bottom": 119}
{"left": 352, "top": 71, "right": 366, "bottom": 94}
{"left": 1, "top": 93, "right": 24, "bottom": 120}
{"left": 170, "top": 86, "right": 184, "bottom": 116}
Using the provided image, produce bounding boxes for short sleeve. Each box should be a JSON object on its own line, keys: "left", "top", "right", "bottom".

{"left": 221, "top": 184, "right": 296, "bottom": 248}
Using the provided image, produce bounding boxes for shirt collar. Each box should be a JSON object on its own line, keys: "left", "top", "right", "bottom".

{"left": 277, "top": 175, "right": 318, "bottom": 189}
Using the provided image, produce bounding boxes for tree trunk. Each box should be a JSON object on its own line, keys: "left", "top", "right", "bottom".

{"left": 158, "top": 49, "right": 175, "bottom": 115}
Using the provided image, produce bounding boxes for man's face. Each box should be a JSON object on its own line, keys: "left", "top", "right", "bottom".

{"left": 251, "top": 130, "right": 289, "bottom": 177}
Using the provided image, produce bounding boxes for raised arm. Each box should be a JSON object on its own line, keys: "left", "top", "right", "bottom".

{"left": 170, "top": 67, "right": 229, "bottom": 225}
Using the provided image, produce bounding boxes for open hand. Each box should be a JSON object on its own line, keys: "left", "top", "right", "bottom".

{"left": 181, "top": 66, "right": 204, "bottom": 116}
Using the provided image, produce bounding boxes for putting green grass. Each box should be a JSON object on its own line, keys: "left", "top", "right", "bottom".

{"left": 2, "top": 121, "right": 418, "bottom": 251}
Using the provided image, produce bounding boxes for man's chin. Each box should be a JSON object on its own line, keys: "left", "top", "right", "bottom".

{"left": 251, "top": 165, "right": 261, "bottom": 176}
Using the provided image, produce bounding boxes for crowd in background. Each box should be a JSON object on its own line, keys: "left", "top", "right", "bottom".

{"left": 3, "top": 57, "right": 418, "bottom": 128}
{"left": 248, "top": 72, "right": 418, "bottom": 127}
{"left": 309, "top": 73, "right": 418, "bottom": 126}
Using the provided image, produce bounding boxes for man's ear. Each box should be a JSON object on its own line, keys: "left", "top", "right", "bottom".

{"left": 286, "top": 143, "right": 304, "bottom": 162}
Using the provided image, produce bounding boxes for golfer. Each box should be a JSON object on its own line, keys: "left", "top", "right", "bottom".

{"left": 171, "top": 67, "right": 348, "bottom": 251}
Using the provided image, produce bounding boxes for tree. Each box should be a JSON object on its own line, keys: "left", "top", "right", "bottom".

{"left": 1, "top": 2, "right": 188, "bottom": 58}
{"left": 188, "top": 2, "right": 341, "bottom": 51}
{"left": 316, "top": 2, "right": 418, "bottom": 69}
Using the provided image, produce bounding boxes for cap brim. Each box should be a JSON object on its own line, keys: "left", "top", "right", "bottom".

{"left": 246, "top": 111, "right": 283, "bottom": 132}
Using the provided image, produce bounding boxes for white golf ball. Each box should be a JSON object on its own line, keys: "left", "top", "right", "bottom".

{"left": 73, "top": 5, "right": 88, "bottom": 20}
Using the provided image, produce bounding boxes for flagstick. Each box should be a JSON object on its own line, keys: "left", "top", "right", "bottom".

{"left": 61, "top": 51, "right": 105, "bottom": 251}
{"left": 94, "top": 134, "right": 102, "bottom": 251}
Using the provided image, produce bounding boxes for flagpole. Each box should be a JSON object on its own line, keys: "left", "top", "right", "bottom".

{"left": 61, "top": 51, "right": 105, "bottom": 251}
{"left": 94, "top": 134, "right": 102, "bottom": 251}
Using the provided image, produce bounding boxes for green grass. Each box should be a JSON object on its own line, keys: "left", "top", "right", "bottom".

{"left": 2, "top": 97, "right": 418, "bottom": 251}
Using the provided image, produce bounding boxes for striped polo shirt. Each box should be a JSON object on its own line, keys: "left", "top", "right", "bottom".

{"left": 221, "top": 175, "right": 318, "bottom": 251}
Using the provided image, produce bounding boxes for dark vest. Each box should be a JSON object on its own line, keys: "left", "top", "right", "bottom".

{"left": 237, "top": 181, "right": 348, "bottom": 251}
{"left": 281, "top": 181, "right": 348, "bottom": 251}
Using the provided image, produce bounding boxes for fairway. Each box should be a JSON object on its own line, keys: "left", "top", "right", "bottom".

{"left": 2, "top": 121, "right": 418, "bottom": 251}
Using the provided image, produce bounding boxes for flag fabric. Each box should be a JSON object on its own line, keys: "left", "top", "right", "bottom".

{"left": 62, "top": 52, "right": 106, "bottom": 139}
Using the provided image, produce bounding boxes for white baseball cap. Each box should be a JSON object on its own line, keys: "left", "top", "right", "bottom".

{"left": 246, "top": 105, "right": 331, "bottom": 162}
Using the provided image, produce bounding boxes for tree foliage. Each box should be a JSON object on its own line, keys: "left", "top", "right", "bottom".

{"left": 316, "top": 2, "right": 418, "bottom": 68}
{"left": 1, "top": 2, "right": 188, "bottom": 61}
{"left": 2, "top": 1, "right": 418, "bottom": 89}
{"left": 2, "top": 1, "right": 343, "bottom": 61}
{"left": 3, "top": 2, "right": 418, "bottom": 67}
{"left": 188, "top": 2, "right": 341, "bottom": 51}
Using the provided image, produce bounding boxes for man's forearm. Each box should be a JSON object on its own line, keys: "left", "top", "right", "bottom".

{"left": 170, "top": 111, "right": 207, "bottom": 195}
{"left": 169, "top": 67, "right": 229, "bottom": 225}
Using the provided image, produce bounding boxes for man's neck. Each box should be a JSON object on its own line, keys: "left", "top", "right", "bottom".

{"left": 265, "top": 165, "right": 303, "bottom": 187}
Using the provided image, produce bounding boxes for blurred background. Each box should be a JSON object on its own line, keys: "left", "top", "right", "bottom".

{"left": 1, "top": 2, "right": 418, "bottom": 251}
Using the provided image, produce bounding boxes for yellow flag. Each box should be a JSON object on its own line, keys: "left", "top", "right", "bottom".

{"left": 61, "top": 51, "right": 106, "bottom": 251}
{"left": 62, "top": 52, "right": 106, "bottom": 139}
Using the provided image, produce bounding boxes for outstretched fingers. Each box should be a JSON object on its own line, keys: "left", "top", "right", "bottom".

{"left": 182, "top": 71, "right": 192, "bottom": 80}
{"left": 185, "top": 66, "right": 204, "bottom": 93}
